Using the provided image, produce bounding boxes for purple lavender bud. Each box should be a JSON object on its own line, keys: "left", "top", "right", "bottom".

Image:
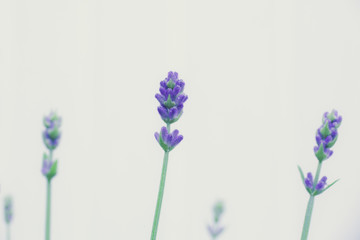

{"left": 43, "top": 112, "right": 62, "bottom": 150}
{"left": 314, "top": 110, "right": 341, "bottom": 162}
{"left": 304, "top": 172, "right": 314, "bottom": 189}
{"left": 4, "top": 197, "right": 13, "bottom": 225}
{"left": 155, "top": 126, "right": 183, "bottom": 152}
{"left": 207, "top": 225, "right": 224, "bottom": 238}
{"left": 42, "top": 153, "right": 57, "bottom": 180}
{"left": 155, "top": 72, "right": 188, "bottom": 124}
{"left": 315, "top": 176, "right": 328, "bottom": 191}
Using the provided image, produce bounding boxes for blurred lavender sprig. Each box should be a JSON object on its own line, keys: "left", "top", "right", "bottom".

{"left": 207, "top": 201, "right": 225, "bottom": 240}
{"left": 43, "top": 112, "right": 61, "bottom": 151}
{"left": 42, "top": 112, "right": 61, "bottom": 240}
{"left": 4, "top": 196, "right": 13, "bottom": 240}
{"left": 150, "top": 72, "right": 188, "bottom": 240}
{"left": 298, "top": 110, "right": 342, "bottom": 240}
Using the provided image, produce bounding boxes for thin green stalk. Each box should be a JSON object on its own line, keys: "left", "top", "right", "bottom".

{"left": 45, "top": 179, "right": 51, "bottom": 240}
{"left": 301, "top": 162, "right": 322, "bottom": 240}
{"left": 301, "top": 196, "right": 315, "bottom": 240}
{"left": 313, "top": 162, "right": 322, "bottom": 189}
{"left": 45, "top": 149, "right": 53, "bottom": 240}
{"left": 6, "top": 224, "right": 10, "bottom": 240}
{"left": 151, "top": 123, "right": 171, "bottom": 240}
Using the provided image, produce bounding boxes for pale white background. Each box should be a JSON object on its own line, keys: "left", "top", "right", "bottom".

{"left": 0, "top": 0, "right": 360, "bottom": 239}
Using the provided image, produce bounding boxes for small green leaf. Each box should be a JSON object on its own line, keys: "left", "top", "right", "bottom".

{"left": 315, "top": 143, "right": 327, "bottom": 162}
{"left": 163, "top": 95, "right": 176, "bottom": 108}
{"left": 49, "top": 128, "right": 60, "bottom": 139}
{"left": 166, "top": 79, "right": 175, "bottom": 89}
{"left": 320, "top": 121, "right": 331, "bottom": 137}
{"left": 321, "top": 179, "right": 340, "bottom": 193}
{"left": 158, "top": 135, "right": 169, "bottom": 152}
{"left": 326, "top": 135, "right": 338, "bottom": 148}
{"left": 46, "top": 160, "right": 58, "bottom": 180}
{"left": 298, "top": 166, "right": 312, "bottom": 195}
{"left": 298, "top": 165, "right": 305, "bottom": 183}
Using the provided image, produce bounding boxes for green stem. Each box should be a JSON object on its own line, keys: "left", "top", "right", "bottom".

{"left": 45, "top": 149, "right": 53, "bottom": 240}
{"left": 313, "top": 162, "right": 322, "bottom": 189}
{"left": 301, "top": 162, "right": 322, "bottom": 240}
{"left": 6, "top": 224, "right": 10, "bottom": 240}
{"left": 150, "top": 123, "right": 171, "bottom": 240}
{"left": 45, "top": 179, "right": 52, "bottom": 240}
{"left": 301, "top": 195, "right": 315, "bottom": 240}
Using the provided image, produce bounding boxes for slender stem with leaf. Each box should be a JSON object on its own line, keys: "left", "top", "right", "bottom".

{"left": 45, "top": 150, "right": 53, "bottom": 240}
{"left": 42, "top": 112, "right": 61, "bottom": 240}
{"left": 151, "top": 124, "right": 171, "bottom": 240}
{"left": 151, "top": 71, "right": 187, "bottom": 239}
{"left": 298, "top": 110, "right": 343, "bottom": 240}
{"left": 301, "top": 162, "right": 322, "bottom": 240}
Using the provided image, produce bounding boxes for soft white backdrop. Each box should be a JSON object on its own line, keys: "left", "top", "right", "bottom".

{"left": 0, "top": 0, "right": 360, "bottom": 239}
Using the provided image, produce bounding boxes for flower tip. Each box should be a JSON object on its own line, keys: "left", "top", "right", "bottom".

{"left": 154, "top": 132, "right": 160, "bottom": 142}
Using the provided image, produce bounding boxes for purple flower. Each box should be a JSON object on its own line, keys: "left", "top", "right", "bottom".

{"left": 4, "top": 197, "right": 13, "bottom": 224}
{"left": 315, "top": 176, "right": 328, "bottom": 191}
{"left": 304, "top": 172, "right": 314, "bottom": 189}
{"left": 314, "top": 110, "right": 342, "bottom": 162}
{"left": 155, "top": 126, "right": 183, "bottom": 152}
{"left": 304, "top": 172, "right": 327, "bottom": 192}
{"left": 207, "top": 225, "right": 224, "bottom": 238}
{"left": 155, "top": 72, "right": 188, "bottom": 124}
{"left": 43, "top": 112, "right": 62, "bottom": 150}
{"left": 42, "top": 153, "right": 57, "bottom": 180}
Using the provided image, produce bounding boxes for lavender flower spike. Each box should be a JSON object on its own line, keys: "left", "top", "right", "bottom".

{"left": 155, "top": 126, "right": 183, "bottom": 152}
{"left": 4, "top": 197, "right": 13, "bottom": 225}
{"left": 314, "top": 110, "right": 342, "bottom": 162}
{"left": 43, "top": 112, "right": 62, "bottom": 150}
{"left": 156, "top": 71, "right": 188, "bottom": 124}
{"left": 42, "top": 111, "right": 62, "bottom": 240}
{"left": 207, "top": 201, "right": 225, "bottom": 239}
{"left": 299, "top": 110, "right": 342, "bottom": 240}
{"left": 151, "top": 72, "right": 188, "bottom": 240}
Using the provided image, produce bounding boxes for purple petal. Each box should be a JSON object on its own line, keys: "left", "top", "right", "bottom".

{"left": 172, "top": 135, "right": 183, "bottom": 147}
{"left": 325, "top": 148, "right": 333, "bottom": 158}
{"left": 154, "top": 132, "right": 160, "bottom": 142}
{"left": 172, "top": 85, "right": 181, "bottom": 97}
{"left": 305, "top": 179, "right": 313, "bottom": 189}
{"left": 155, "top": 93, "right": 165, "bottom": 104}
{"left": 307, "top": 172, "right": 313, "bottom": 182}
{"left": 177, "top": 80, "right": 185, "bottom": 92}
{"left": 320, "top": 176, "right": 327, "bottom": 183}
{"left": 159, "top": 87, "right": 167, "bottom": 96}
{"left": 172, "top": 129, "right": 179, "bottom": 139}
{"left": 157, "top": 106, "right": 168, "bottom": 119}
{"left": 315, "top": 134, "right": 322, "bottom": 145}
{"left": 169, "top": 107, "right": 178, "bottom": 120}
{"left": 160, "top": 127, "right": 168, "bottom": 140}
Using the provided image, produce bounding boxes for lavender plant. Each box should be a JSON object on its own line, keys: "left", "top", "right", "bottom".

{"left": 4, "top": 197, "right": 13, "bottom": 240}
{"left": 42, "top": 112, "right": 61, "bottom": 240}
{"left": 150, "top": 72, "right": 188, "bottom": 240}
{"left": 298, "top": 110, "right": 342, "bottom": 240}
{"left": 207, "top": 201, "right": 225, "bottom": 240}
